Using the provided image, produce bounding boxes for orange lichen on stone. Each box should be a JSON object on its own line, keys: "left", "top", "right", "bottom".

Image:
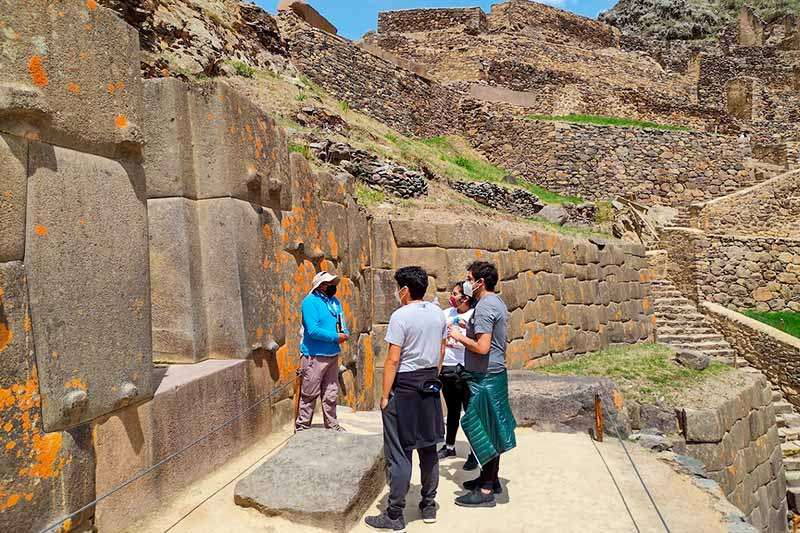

{"left": 64, "top": 378, "right": 87, "bottom": 391}
{"left": 116, "top": 81, "right": 124, "bottom": 91}
{"left": 263, "top": 224, "right": 272, "bottom": 239}
{"left": 78, "top": 218, "right": 86, "bottom": 226}
{"left": 84, "top": 23, "right": 92, "bottom": 31}
{"left": 114, "top": 114, "right": 129, "bottom": 129}
{"left": 256, "top": 327, "right": 264, "bottom": 340}
{"left": 207, "top": 112, "right": 214, "bottom": 121}
{"left": 51, "top": 351, "right": 58, "bottom": 359}
{"left": 86, "top": 0, "right": 97, "bottom": 11}
{"left": 262, "top": 258, "right": 269, "bottom": 270}
{"left": 5, "top": 493, "right": 20, "bottom": 508}
{"left": 0, "top": 323, "right": 12, "bottom": 353}
{"left": 23, "top": 314, "right": 30, "bottom": 333}
{"left": 107, "top": 83, "right": 115, "bottom": 94}
{"left": 327, "top": 230, "right": 338, "bottom": 258}
{"left": 27, "top": 56, "right": 48, "bottom": 87}
{"left": 28, "top": 432, "right": 63, "bottom": 478}
{"left": 5, "top": 441, "right": 15, "bottom": 449}
{"left": 67, "top": 83, "right": 81, "bottom": 94}
{"left": 611, "top": 388, "right": 623, "bottom": 409}
{"left": 34, "top": 224, "right": 48, "bottom": 237}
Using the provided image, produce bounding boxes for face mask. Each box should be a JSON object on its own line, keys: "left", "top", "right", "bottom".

{"left": 463, "top": 280, "right": 474, "bottom": 297}
{"left": 324, "top": 285, "right": 337, "bottom": 297}
{"left": 449, "top": 296, "right": 458, "bottom": 308}
{"left": 395, "top": 287, "right": 406, "bottom": 304}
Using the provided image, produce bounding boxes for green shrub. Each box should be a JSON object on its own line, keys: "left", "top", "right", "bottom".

{"left": 339, "top": 100, "right": 350, "bottom": 113}
{"left": 356, "top": 184, "right": 385, "bottom": 207}
{"left": 295, "top": 91, "right": 307, "bottom": 102}
{"left": 288, "top": 143, "right": 313, "bottom": 160}
{"left": 231, "top": 61, "right": 255, "bottom": 78}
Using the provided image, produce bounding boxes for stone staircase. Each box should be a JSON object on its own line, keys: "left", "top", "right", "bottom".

{"left": 774, "top": 389, "right": 800, "bottom": 511}
{"left": 651, "top": 278, "right": 739, "bottom": 364}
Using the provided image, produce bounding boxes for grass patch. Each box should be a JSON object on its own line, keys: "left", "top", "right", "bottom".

{"left": 525, "top": 114, "right": 691, "bottom": 132}
{"left": 288, "top": 142, "right": 313, "bottom": 160}
{"left": 595, "top": 200, "right": 615, "bottom": 224}
{"left": 230, "top": 61, "right": 255, "bottom": 78}
{"left": 356, "top": 184, "right": 386, "bottom": 207}
{"left": 742, "top": 310, "right": 800, "bottom": 338}
{"left": 539, "top": 343, "right": 730, "bottom": 405}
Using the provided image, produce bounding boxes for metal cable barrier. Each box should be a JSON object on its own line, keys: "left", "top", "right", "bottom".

{"left": 596, "top": 394, "right": 672, "bottom": 533}
{"left": 39, "top": 374, "right": 301, "bottom": 533}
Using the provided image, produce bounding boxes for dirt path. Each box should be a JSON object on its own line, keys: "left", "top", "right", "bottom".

{"left": 127, "top": 408, "right": 730, "bottom": 533}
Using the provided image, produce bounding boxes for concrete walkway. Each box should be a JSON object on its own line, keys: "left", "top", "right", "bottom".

{"left": 127, "top": 408, "right": 729, "bottom": 533}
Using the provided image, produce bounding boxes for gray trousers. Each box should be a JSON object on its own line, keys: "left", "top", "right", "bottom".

{"left": 382, "top": 395, "right": 439, "bottom": 519}
{"left": 295, "top": 355, "right": 339, "bottom": 431}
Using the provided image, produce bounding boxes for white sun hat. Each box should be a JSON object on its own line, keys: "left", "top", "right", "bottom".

{"left": 310, "top": 271, "right": 340, "bottom": 293}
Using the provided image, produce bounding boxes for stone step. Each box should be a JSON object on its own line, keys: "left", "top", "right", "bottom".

{"left": 778, "top": 414, "right": 800, "bottom": 428}
{"left": 784, "top": 457, "right": 800, "bottom": 472}
{"left": 658, "top": 334, "right": 727, "bottom": 344}
{"left": 665, "top": 341, "right": 733, "bottom": 352}
{"left": 782, "top": 441, "right": 800, "bottom": 457}
{"left": 786, "top": 471, "right": 800, "bottom": 489}
{"left": 650, "top": 290, "right": 685, "bottom": 298}
{"left": 779, "top": 427, "right": 800, "bottom": 442}
{"left": 787, "top": 487, "right": 800, "bottom": 512}
{"left": 773, "top": 390, "right": 785, "bottom": 403}
{"left": 657, "top": 326, "right": 718, "bottom": 335}
{"left": 654, "top": 298, "right": 694, "bottom": 307}
{"left": 775, "top": 402, "right": 795, "bottom": 416}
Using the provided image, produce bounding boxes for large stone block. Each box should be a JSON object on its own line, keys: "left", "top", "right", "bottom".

{"left": 356, "top": 333, "right": 375, "bottom": 410}
{"left": 283, "top": 154, "right": 323, "bottom": 258}
{"left": 391, "top": 219, "right": 438, "bottom": 247}
{"left": 142, "top": 79, "right": 290, "bottom": 209}
{"left": 0, "top": 134, "right": 27, "bottom": 262}
{"left": 0, "top": 0, "right": 143, "bottom": 158}
{"left": 26, "top": 142, "right": 152, "bottom": 431}
{"left": 395, "top": 247, "right": 448, "bottom": 290}
{"left": 370, "top": 324, "right": 390, "bottom": 368}
{"left": 196, "top": 198, "right": 283, "bottom": 359}
{"left": 148, "top": 198, "right": 207, "bottom": 363}
{"left": 683, "top": 408, "right": 725, "bottom": 443}
{"left": 94, "top": 359, "right": 275, "bottom": 532}
{"left": 0, "top": 262, "right": 95, "bottom": 533}
{"left": 371, "top": 269, "right": 400, "bottom": 324}
{"left": 234, "top": 429, "right": 385, "bottom": 532}
{"left": 371, "top": 218, "right": 397, "bottom": 269}
{"left": 321, "top": 200, "right": 348, "bottom": 262}
{"left": 345, "top": 198, "right": 371, "bottom": 276}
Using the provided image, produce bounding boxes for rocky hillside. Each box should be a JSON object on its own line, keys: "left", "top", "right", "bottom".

{"left": 600, "top": 0, "right": 800, "bottom": 40}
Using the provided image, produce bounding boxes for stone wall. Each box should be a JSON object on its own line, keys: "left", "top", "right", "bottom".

{"left": 699, "top": 235, "right": 800, "bottom": 312}
{"left": 278, "top": 11, "right": 457, "bottom": 137}
{"left": 378, "top": 7, "right": 488, "bottom": 35}
{"left": 463, "top": 109, "right": 758, "bottom": 207}
{"left": 703, "top": 302, "right": 800, "bottom": 410}
{"left": 680, "top": 370, "right": 786, "bottom": 532}
{"left": 659, "top": 229, "right": 800, "bottom": 312}
{"left": 367, "top": 218, "right": 654, "bottom": 396}
{"left": 692, "top": 170, "right": 800, "bottom": 239}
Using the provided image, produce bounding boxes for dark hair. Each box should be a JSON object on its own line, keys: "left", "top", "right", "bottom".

{"left": 467, "top": 261, "right": 498, "bottom": 291}
{"left": 454, "top": 281, "right": 476, "bottom": 308}
{"left": 395, "top": 266, "right": 428, "bottom": 299}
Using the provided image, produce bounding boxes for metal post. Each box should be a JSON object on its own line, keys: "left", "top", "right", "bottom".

{"left": 595, "top": 393, "right": 604, "bottom": 442}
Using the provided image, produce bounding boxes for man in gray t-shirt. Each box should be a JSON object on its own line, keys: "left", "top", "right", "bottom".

{"left": 464, "top": 292, "right": 507, "bottom": 374}
{"left": 385, "top": 301, "right": 448, "bottom": 373}
{"left": 447, "top": 261, "right": 513, "bottom": 508}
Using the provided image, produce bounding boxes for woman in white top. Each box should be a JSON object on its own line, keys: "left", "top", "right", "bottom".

{"left": 438, "top": 282, "right": 475, "bottom": 459}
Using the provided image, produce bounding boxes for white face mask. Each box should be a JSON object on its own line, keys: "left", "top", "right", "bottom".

{"left": 395, "top": 287, "right": 406, "bottom": 304}
{"left": 463, "top": 280, "right": 478, "bottom": 297}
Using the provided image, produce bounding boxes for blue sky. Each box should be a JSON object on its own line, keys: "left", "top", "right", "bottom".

{"left": 259, "top": 1, "right": 618, "bottom": 40}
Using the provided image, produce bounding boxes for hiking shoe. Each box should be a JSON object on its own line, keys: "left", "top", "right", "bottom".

{"left": 463, "top": 452, "right": 478, "bottom": 471}
{"left": 462, "top": 478, "right": 503, "bottom": 494}
{"left": 437, "top": 446, "right": 456, "bottom": 459}
{"left": 330, "top": 425, "right": 346, "bottom": 432}
{"left": 455, "top": 489, "right": 497, "bottom": 508}
{"left": 365, "top": 512, "right": 405, "bottom": 532}
{"left": 420, "top": 504, "right": 437, "bottom": 524}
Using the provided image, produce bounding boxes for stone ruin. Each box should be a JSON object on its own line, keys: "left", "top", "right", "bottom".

{"left": 1, "top": 0, "right": 799, "bottom": 531}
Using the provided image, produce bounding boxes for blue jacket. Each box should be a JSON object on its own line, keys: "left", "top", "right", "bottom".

{"left": 300, "top": 290, "right": 349, "bottom": 356}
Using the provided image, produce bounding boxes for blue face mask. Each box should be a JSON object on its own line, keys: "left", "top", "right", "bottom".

{"left": 463, "top": 280, "right": 474, "bottom": 297}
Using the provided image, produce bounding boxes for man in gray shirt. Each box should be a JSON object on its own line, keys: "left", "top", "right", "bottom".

{"left": 448, "top": 261, "right": 516, "bottom": 508}
{"left": 365, "top": 266, "right": 447, "bottom": 532}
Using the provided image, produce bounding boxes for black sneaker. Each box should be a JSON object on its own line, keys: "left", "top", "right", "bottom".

{"left": 462, "top": 477, "right": 503, "bottom": 494}
{"left": 365, "top": 512, "right": 406, "bottom": 532}
{"left": 455, "top": 489, "right": 497, "bottom": 508}
{"left": 438, "top": 446, "right": 456, "bottom": 459}
{"left": 420, "top": 504, "right": 437, "bottom": 524}
{"left": 463, "top": 452, "right": 478, "bottom": 471}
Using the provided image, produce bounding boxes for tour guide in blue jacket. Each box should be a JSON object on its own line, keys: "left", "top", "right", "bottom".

{"left": 295, "top": 271, "right": 349, "bottom": 432}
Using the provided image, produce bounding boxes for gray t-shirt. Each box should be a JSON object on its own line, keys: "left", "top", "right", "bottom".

{"left": 465, "top": 293, "right": 508, "bottom": 374}
{"left": 385, "top": 301, "right": 447, "bottom": 373}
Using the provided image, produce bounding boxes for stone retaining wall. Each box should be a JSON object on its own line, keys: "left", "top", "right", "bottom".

{"left": 692, "top": 170, "right": 800, "bottom": 239}
{"left": 367, "top": 218, "right": 654, "bottom": 400}
{"left": 680, "top": 371, "right": 786, "bottom": 532}
{"left": 463, "top": 109, "right": 759, "bottom": 207}
{"left": 378, "top": 7, "right": 488, "bottom": 35}
{"left": 703, "top": 302, "right": 800, "bottom": 410}
{"left": 278, "top": 11, "right": 456, "bottom": 137}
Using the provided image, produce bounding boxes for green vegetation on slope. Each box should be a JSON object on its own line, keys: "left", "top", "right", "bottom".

{"left": 356, "top": 184, "right": 386, "bottom": 207}
{"left": 539, "top": 343, "right": 730, "bottom": 405}
{"left": 525, "top": 114, "right": 691, "bottom": 132}
{"left": 742, "top": 310, "right": 800, "bottom": 338}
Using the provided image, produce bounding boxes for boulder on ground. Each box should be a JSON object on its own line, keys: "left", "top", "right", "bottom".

{"left": 676, "top": 349, "right": 710, "bottom": 371}
{"left": 508, "top": 372, "right": 630, "bottom": 437}
{"left": 234, "top": 428, "right": 385, "bottom": 532}
{"left": 538, "top": 205, "right": 569, "bottom": 225}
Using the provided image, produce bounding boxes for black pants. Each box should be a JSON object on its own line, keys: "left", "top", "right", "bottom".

{"left": 440, "top": 365, "right": 468, "bottom": 446}
{"left": 382, "top": 395, "right": 439, "bottom": 519}
{"left": 463, "top": 378, "right": 501, "bottom": 490}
